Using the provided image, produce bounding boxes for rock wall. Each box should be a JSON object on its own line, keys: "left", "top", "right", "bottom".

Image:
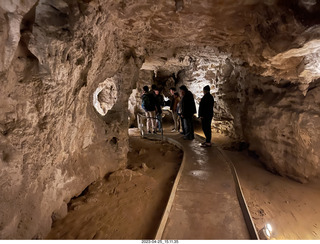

{"left": 128, "top": 70, "right": 153, "bottom": 127}
{"left": 172, "top": 48, "right": 245, "bottom": 139}
{"left": 174, "top": 48, "right": 320, "bottom": 182}
{"left": 1, "top": 0, "right": 320, "bottom": 239}
{"left": 0, "top": 0, "right": 141, "bottom": 239}
{"left": 242, "top": 76, "right": 320, "bottom": 183}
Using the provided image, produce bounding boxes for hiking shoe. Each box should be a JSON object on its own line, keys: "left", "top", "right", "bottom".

{"left": 171, "top": 129, "right": 176, "bottom": 132}
{"left": 200, "top": 143, "right": 212, "bottom": 147}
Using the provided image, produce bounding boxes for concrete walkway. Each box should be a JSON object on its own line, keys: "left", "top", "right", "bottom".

{"left": 152, "top": 132, "right": 250, "bottom": 240}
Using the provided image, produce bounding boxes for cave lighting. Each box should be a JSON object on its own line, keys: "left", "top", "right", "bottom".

{"left": 260, "top": 223, "right": 273, "bottom": 240}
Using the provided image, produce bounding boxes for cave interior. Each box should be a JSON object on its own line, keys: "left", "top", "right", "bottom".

{"left": 1, "top": 0, "right": 320, "bottom": 239}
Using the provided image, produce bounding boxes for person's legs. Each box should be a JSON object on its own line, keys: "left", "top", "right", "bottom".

{"left": 202, "top": 117, "right": 212, "bottom": 143}
{"left": 183, "top": 118, "right": 189, "bottom": 138}
{"left": 156, "top": 114, "right": 159, "bottom": 130}
{"left": 150, "top": 111, "right": 156, "bottom": 132}
{"left": 145, "top": 111, "right": 151, "bottom": 132}
{"left": 174, "top": 113, "right": 180, "bottom": 131}
{"left": 157, "top": 113, "right": 162, "bottom": 131}
{"left": 201, "top": 118, "right": 206, "bottom": 138}
{"left": 171, "top": 111, "right": 177, "bottom": 130}
{"left": 173, "top": 112, "right": 178, "bottom": 131}
{"left": 184, "top": 117, "right": 193, "bottom": 140}
{"left": 201, "top": 118, "right": 209, "bottom": 142}
{"left": 206, "top": 117, "right": 212, "bottom": 143}
{"left": 201, "top": 118, "right": 206, "bottom": 143}
{"left": 180, "top": 116, "right": 185, "bottom": 134}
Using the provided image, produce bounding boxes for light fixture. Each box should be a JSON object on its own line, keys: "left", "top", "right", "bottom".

{"left": 259, "top": 223, "right": 273, "bottom": 240}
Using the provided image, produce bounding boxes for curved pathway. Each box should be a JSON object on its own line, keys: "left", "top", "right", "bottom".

{"left": 146, "top": 132, "right": 252, "bottom": 240}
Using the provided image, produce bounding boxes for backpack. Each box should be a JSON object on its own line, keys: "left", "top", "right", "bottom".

{"left": 142, "top": 93, "right": 154, "bottom": 111}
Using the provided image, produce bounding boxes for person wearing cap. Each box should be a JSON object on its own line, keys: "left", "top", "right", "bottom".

{"left": 199, "top": 85, "right": 214, "bottom": 147}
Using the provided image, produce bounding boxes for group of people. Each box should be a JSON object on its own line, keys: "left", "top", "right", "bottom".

{"left": 141, "top": 84, "right": 214, "bottom": 147}
{"left": 141, "top": 85, "right": 164, "bottom": 134}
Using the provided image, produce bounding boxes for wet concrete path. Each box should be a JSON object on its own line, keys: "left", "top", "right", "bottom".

{"left": 152, "top": 132, "right": 250, "bottom": 240}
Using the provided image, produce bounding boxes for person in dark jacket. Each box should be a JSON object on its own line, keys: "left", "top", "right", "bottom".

{"left": 199, "top": 85, "right": 214, "bottom": 147}
{"left": 172, "top": 92, "right": 181, "bottom": 132}
{"left": 179, "top": 85, "right": 196, "bottom": 140}
{"left": 169, "top": 87, "right": 177, "bottom": 131}
{"left": 141, "top": 86, "right": 157, "bottom": 134}
{"left": 150, "top": 84, "right": 157, "bottom": 97}
{"left": 154, "top": 87, "right": 164, "bottom": 132}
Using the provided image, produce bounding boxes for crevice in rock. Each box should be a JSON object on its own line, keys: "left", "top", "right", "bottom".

{"left": 306, "top": 78, "right": 320, "bottom": 93}
{"left": 279, "top": 0, "right": 320, "bottom": 26}
{"left": 175, "top": 0, "right": 184, "bottom": 12}
{"left": 110, "top": 137, "right": 118, "bottom": 146}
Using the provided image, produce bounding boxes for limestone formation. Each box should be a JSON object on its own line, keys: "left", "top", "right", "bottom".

{"left": 0, "top": 0, "right": 140, "bottom": 239}
{"left": 1, "top": 0, "right": 320, "bottom": 239}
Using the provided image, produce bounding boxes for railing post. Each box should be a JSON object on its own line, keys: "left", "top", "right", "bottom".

{"left": 136, "top": 113, "right": 164, "bottom": 141}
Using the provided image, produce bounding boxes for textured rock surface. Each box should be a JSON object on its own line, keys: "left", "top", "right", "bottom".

{"left": 132, "top": 0, "right": 320, "bottom": 183}
{"left": 0, "top": 0, "right": 141, "bottom": 239}
{"left": 1, "top": 0, "right": 320, "bottom": 239}
{"left": 242, "top": 77, "right": 320, "bottom": 182}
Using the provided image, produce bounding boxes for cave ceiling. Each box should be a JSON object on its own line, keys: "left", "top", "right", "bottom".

{"left": 2, "top": 0, "right": 320, "bottom": 90}
{"left": 97, "top": 0, "right": 320, "bottom": 91}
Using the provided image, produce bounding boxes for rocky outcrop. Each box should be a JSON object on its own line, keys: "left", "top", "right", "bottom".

{"left": 0, "top": 0, "right": 141, "bottom": 239}
{"left": 128, "top": 70, "right": 154, "bottom": 127}
{"left": 171, "top": 47, "right": 320, "bottom": 182}
{"left": 1, "top": 0, "right": 320, "bottom": 239}
{"left": 242, "top": 76, "right": 320, "bottom": 183}
{"left": 135, "top": 0, "right": 320, "bottom": 183}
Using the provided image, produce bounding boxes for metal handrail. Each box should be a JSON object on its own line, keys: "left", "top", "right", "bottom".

{"left": 137, "top": 113, "right": 164, "bottom": 141}
{"left": 216, "top": 146, "right": 259, "bottom": 240}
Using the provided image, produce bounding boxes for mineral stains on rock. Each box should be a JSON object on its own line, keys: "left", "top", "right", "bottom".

{"left": 1, "top": 0, "right": 320, "bottom": 239}
{"left": 46, "top": 135, "right": 182, "bottom": 239}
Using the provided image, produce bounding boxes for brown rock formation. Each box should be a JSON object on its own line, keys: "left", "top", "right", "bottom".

{"left": 0, "top": 0, "right": 140, "bottom": 239}
{"left": 1, "top": 0, "right": 320, "bottom": 239}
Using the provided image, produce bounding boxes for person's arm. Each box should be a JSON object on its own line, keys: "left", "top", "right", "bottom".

{"left": 141, "top": 95, "right": 146, "bottom": 111}
{"left": 180, "top": 98, "right": 184, "bottom": 118}
{"left": 170, "top": 96, "right": 174, "bottom": 110}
